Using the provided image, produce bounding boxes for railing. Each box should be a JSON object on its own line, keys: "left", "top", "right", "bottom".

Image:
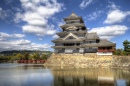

{"left": 98, "top": 49, "right": 114, "bottom": 52}
{"left": 17, "top": 60, "right": 46, "bottom": 64}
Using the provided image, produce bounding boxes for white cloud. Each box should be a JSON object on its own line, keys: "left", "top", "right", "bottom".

{"left": 13, "top": 34, "right": 25, "bottom": 38}
{"left": 22, "top": 25, "right": 56, "bottom": 36}
{"left": 0, "top": 32, "right": 51, "bottom": 51}
{"left": 23, "top": 12, "right": 47, "bottom": 26}
{"left": 30, "top": 43, "right": 51, "bottom": 50}
{"left": 107, "top": 2, "right": 119, "bottom": 10}
{"left": 10, "top": 39, "right": 31, "bottom": 45}
{"left": 20, "top": 0, "right": 29, "bottom": 3}
{"left": 0, "top": 7, "right": 7, "bottom": 20}
{"left": 0, "top": 39, "right": 51, "bottom": 51}
{"left": 104, "top": 10, "right": 130, "bottom": 24}
{"left": 57, "top": 19, "right": 65, "bottom": 26}
{"left": 15, "top": 0, "right": 64, "bottom": 36}
{"left": 89, "top": 25, "right": 128, "bottom": 40}
{"left": 53, "top": 19, "right": 65, "bottom": 31}
{"left": 28, "top": 19, "right": 47, "bottom": 26}
{"left": 79, "top": 0, "right": 93, "bottom": 9}
{"left": 46, "top": 30, "right": 56, "bottom": 35}
{"left": 0, "top": 32, "right": 25, "bottom": 41}
{"left": 87, "top": 10, "right": 103, "bottom": 20}
{"left": 104, "top": 2, "right": 130, "bottom": 24}
{"left": 6, "top": 0, "right": 13, "bottom": 4}
{"left": 22, "top": 25, "right": 45, "bottom": 35}
{"left": 0, "top": 32, "right": 10, "bottom": 38}
{"left": 52, "top": 34, "right": 59, "bottom": 39}
{"left": 38, "top": 38, "right": 43, "bottom": 41}
{"left": 14, "top": 12, "right": 24, "bottom": 23}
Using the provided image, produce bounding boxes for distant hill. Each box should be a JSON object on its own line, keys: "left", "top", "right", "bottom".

{"left": 0, "top": 50, "right": 52, "bottom": 55}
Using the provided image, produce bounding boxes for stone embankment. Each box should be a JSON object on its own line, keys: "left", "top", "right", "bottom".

{"left": 44, "top": 53, "right": 130, "bottom": 69}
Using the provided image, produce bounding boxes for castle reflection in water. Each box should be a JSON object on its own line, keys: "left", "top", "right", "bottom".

{"left": 52, "top": 68, "right": 130, "bottom": 86}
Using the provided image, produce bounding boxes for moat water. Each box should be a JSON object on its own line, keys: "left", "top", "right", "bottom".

{"left": 0, "top": 63, "right": 130, "bottom": 86}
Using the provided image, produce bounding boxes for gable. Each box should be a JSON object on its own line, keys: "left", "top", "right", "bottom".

{"left": 66, "top": 26, "right": 78, "bottom": 30}
{"left": 63, "top": 33, "right": 79, "bottom": 40}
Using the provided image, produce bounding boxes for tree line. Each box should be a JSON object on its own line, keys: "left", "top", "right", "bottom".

{"left": 113, "top": 40, "right": 130, "bottom": 55}
{"left": 0, "top": 51, "right": 52, "bottom": 63}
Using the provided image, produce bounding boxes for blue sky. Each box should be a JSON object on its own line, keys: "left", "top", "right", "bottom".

{"left": 0, "top": 0, "right": 130, "bottom": 52}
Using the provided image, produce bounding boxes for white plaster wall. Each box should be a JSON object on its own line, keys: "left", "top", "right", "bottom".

{"left": 97, "top": 52, "right": 112, "bottom": 55}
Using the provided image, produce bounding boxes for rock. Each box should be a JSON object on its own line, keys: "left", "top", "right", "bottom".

{"left": 44, "top": 53, "right": 121, "bottom": 68}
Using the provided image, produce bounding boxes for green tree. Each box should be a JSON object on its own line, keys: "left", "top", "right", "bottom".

{"left": 16, "top": 53, "right": 23, "bottom": 60}
{"left": 23, "top": 53, "right": 29, "bottom": 60}
{"left": 29, "top": 54, "right": 33, "bottom": 60}
{"left": 123, "top": 40, "right": 130, "bottom": 52}
{"left": 0, "top": 56, "right": 10, "bottom": 62}
{"left": 113, "top": 49, "right": 123, "bottom": 55}
{"left": 41, "top": 54, "right": 48, "bottom": 60}
{"left": 33, "top": 52, "right": 40, "bottom": 60}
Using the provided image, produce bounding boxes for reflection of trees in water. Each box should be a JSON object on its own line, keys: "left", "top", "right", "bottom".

{"left": 126, "top": 80, "right": 130, "bottom": 86}
{"left": 53, "top": 68, "right": 114, "bottom": 80}
{"left": 54, "top": 76, "right": 116, "bottom": 86}
{"left": 54, "top": 76, "right": 98, "bottom": 86}
{"left": 53, "top": 68, "right": 130, "bottom": 86}
{"left": 113, "top": 69, "right": 130, "bottom": 80}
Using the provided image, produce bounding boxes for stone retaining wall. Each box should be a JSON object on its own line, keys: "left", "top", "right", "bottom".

{"left": 44, "top": 53, "right": 130, "bottom": 69}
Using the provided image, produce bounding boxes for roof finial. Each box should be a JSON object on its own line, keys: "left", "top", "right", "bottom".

{"left": 67, "top": 12, "right": 78, "bottom": 18}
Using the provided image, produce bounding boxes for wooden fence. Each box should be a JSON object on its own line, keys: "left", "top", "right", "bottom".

{"left": 17, "top": 60, "right": 46, "bottom": 64}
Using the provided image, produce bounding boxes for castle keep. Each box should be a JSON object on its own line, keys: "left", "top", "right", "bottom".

{"left": 52, "top": 12, "right": 116, "bottom": 55}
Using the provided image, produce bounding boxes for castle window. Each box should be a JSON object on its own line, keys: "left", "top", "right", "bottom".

{"left": 68, "top": 36, "right": 74, "bottom": 39}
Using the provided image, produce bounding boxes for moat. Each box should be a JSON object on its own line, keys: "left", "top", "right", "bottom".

{"left": 0, "top": 63, "right": 130, "bottom": 86}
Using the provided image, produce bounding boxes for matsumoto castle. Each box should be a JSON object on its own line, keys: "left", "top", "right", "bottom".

{"left": 52, "top": 12, "right": 116, "bottom": 55}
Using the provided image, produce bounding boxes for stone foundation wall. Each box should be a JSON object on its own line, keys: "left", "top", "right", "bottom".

{"left": 44, "top": 53, "right": 121, "bottom": 68}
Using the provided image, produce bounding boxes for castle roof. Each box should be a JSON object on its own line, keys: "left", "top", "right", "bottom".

{"left": 60, "top": 23, "right": 85, "bottom": 28}
{"left": 86, "top": 32, "right": 99, "bottom": 39}
{"left": 52, "top": 38, "right": 83, "bottom": 43}
{"left": 68, "top": 12, "right": 79, "bottom": 18}
{"left": 99, "top": 40, "right": 116, "bottom": 46}
{"left": 63, "top": 12, "right": 84, "bottom": 22}
{"left": 52, "top": 32, "right": 99, "bottom": 43}
{"left": 82, "top": 39, "right": 116, "bottom": 47}
{"left": 56, "top": 31, "right": 87, "bottom": 36}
